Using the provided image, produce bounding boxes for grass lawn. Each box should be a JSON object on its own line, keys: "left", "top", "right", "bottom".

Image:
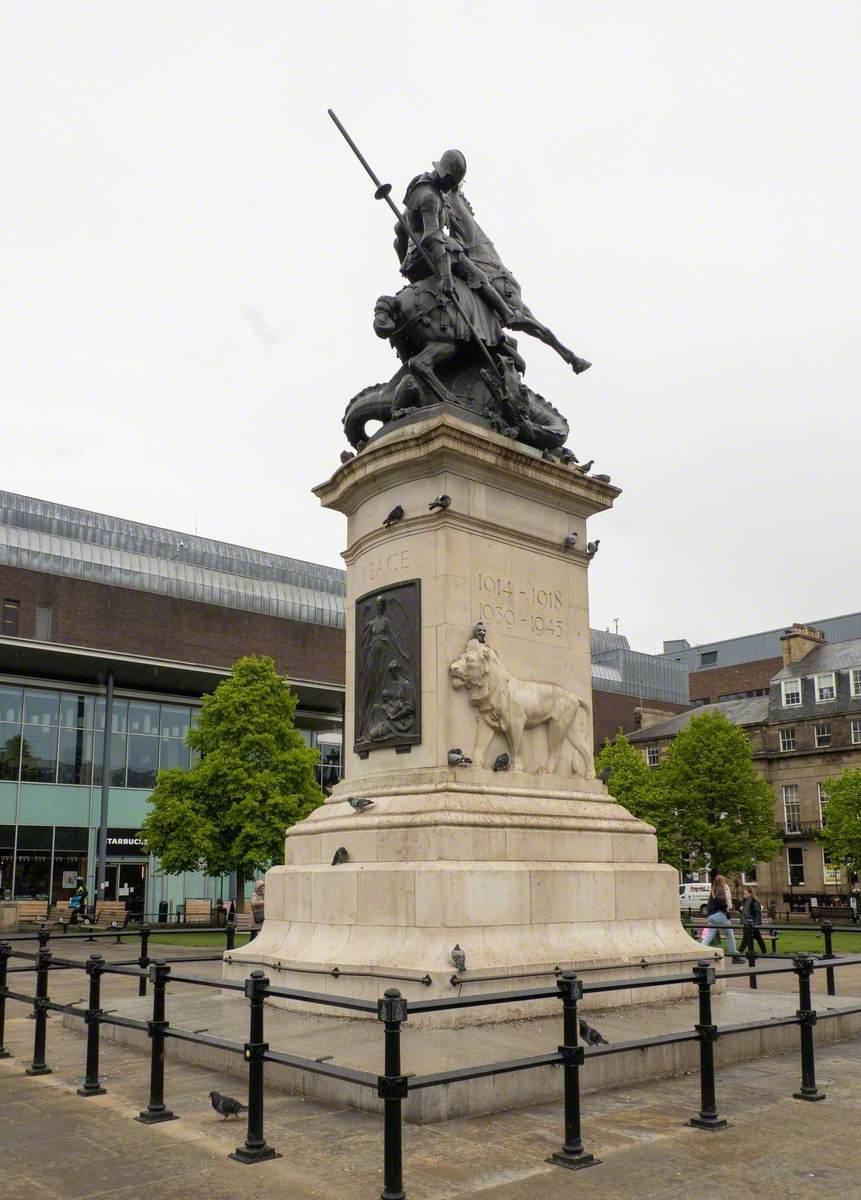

{"left": 686, "top": 925, "right": 861, "bottom": 956}
{"left": 144, "top": 930, "right": 251, "bottom": 948}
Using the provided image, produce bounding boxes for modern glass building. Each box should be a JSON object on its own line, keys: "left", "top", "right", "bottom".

{"left": 0, "top": 489, "right": 346, "bottom": 915}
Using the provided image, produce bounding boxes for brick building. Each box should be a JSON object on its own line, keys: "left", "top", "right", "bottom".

{"left": 630, "top": 624, "right": 861, "bottom": 905}
{"left": 660, "top": 612, "right": 861, "bottom": 706}
{"left": 0, "top": 490, "right": 345, "bottom": 914}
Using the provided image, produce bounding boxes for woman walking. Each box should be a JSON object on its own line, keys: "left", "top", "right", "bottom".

{"left": 701, "top": 874, "right": 743, "bottom": 961}
{"left": 738, "top": 886, "right": 768, "bottom": 956}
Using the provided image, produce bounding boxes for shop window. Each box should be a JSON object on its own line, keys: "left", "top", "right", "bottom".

{"left": 94, "top": 697, "right": 128, "bottom": 734}
{"left": 23, "top": 689, "right": 59, "bottom": 728}
{"left": 160, "top": 705, "right": 191, "bottom": 740}
{"left": 92, "top": 732, "right": 127, "bottom": 787}
{"left": 0, "top": 686, "right": 22, "bottom": 724}
{"left": 35, "top": 606, "right": 52, "bottom": 641}
{"left": 59, "top": 693, "right": 94, "bottom": 729}
{"left": 159, "top": 738, "right": 190, "bottom": 772}
{"left": 128, "top": 701, "right": 160, "bottom": 736}
{"left": 127, "top": 734, "right": 159, "bottom": 788}
{"left": 52, "top": 852, "right": 88, "bottom": 901}
{"left": 58, "top": 727, "right": 93, "bottom": 785}
{"left": 317, "top": 734, "right": 343, "bottom": 792}
{"left": 1, "top": 600, "right": 19, "bottom": 637}
{"left": 0, "top": 725, "right": 22, "bottom": 781}
{"left": 19, "top": 725, "right": 58, "bottom": 783}
{"left": 14, "top": 852, "right": 51, "bottom": 899}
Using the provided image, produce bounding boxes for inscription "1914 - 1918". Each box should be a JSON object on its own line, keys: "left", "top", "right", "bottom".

{"left": 474, "top": 573, "right": 565, "bottom": 639}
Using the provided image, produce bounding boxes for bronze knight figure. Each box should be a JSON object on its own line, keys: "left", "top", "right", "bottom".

{"left": 328, "top": 113, "right": 590, "bottom": 458}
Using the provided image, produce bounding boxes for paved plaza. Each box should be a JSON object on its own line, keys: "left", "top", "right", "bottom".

{"left": 1, "top": 938, "right": 861, "bottom": 1199}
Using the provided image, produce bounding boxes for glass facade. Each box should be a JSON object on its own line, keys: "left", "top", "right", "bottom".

{"left": 0, "top": 684, "right": 198, "bottom": 789}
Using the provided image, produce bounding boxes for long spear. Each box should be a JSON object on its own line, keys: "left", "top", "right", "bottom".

{"left": 327, "top": 109, "right": 502, "bottom": 377}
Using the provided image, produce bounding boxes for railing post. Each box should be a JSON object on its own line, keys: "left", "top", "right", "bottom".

{"left": 0, "top": 942, "right": 11, "bottom": 1058}
{"left": 137, "top": 960, "right": 177, "bottom": 1123}
{"left": 547, "top": 970, "right": 599, "bottom": 1170}
{"left": 226, "top": 919, "right": 236, "bottom": 953}
{"left": 138, "top": 925, "right": 150, "bottom": 998}
{"left": 770, "top": 927, "right": 778, "bottom": 954}
{"left": 77, "top": 954, "right": 106, "bottom": 1096}
{"left": 793, "top": 953, "right": 825, "bottom": 1102}
{"left": 230, "top": 970, "right": 280, "bottom": 1163}
{"left": 26, "top": 947, "right": 52, "bottom": 1076}
{"left": 821, "top": 920, "right": 836, "bottom": 997}
{"left": 377, "top": 988, "right": 408, "bottom": 1199}
{"left": 27, "top": 928, "right": 50, "bottom": 1021}
{"left": 689, "top": 960, "right": 727, "bottom": 1130}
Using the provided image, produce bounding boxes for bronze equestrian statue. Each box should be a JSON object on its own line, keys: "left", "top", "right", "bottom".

{"left": 328, "top": 115, "right": 590, "bottom": 458}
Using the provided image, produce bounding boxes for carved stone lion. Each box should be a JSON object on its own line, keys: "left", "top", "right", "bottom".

{"left": 449, "top": 638, "right": 593, "bottom": 777}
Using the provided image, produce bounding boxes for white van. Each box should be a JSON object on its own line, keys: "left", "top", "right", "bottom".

{"left": 679, "top": 882, "right": 711, "bottom": 916}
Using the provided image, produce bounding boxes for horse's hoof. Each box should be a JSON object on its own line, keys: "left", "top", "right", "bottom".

{"left": 572, "top": 358, "right": 592, "bottom": 374}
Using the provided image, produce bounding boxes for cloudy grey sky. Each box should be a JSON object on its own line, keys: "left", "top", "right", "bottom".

{"left": 3, "top": 3, "right": 859, "bottom": 653}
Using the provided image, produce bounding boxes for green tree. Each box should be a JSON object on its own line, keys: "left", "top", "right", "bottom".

{"left": 139, "top": 656, "right": 323, "bottom": 904}
{"left": 595, "top": 733, "right": 681, "bottom": 867}
{"left": 658, "top": 711, "right": 779, "bottom": 877}
{"left": 819, "top": 769, "right": 861, "bottom": 877}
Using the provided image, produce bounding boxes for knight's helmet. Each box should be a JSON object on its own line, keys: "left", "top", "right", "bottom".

{"left": 433, "top": 149, "right": 467, "bottom": 190}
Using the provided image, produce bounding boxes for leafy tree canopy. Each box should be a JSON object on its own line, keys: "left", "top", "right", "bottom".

{"left": 139, "top": 656, "right": 323, "bottom": 892}
{"left": 658, "top": 711, "right": 779, "bottom": 876}
{"left": 819, "top": 769, "right": 861, "bottom": 876}
{"left": 595, "top": 733, "right": 682, "bottom": 868}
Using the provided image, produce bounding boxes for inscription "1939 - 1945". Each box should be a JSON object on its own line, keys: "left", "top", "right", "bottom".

{"left": 474, "top": 573, "right": 566, "bottom": 639}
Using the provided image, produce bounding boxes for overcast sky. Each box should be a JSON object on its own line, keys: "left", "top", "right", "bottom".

{"left": 3, "top": 3, "right": 859, "bottom": 653}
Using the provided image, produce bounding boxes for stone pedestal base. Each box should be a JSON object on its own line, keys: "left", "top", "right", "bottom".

{"left": 224, "top": 778, "right": 703, "bottom": 1023}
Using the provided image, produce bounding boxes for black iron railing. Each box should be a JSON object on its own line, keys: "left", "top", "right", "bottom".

{"left": 2, "top": 926, "right": 861, "bottom": 1198}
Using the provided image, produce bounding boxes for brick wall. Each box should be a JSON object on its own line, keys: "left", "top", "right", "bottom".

{"left": 0, "top": 565, "right": 345, "bottom": 685}
{"left": 592, "top": 689, "right": 690, "bottom": 750}
{"left": 688, "top": 657, "right": 782, "bottom": 705}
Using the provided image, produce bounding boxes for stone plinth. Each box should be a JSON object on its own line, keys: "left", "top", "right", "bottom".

{"left": 225, "top": 411, "right": 702, "bottom": 1018}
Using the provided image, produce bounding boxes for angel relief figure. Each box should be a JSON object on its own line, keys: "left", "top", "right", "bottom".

{"left": 356, "top": 590, "right": 420, "bottom": 748}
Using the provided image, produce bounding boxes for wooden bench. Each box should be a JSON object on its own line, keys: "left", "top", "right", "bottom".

{"left": 233, "top": 912, "right": 253, "bottom": 932}
{"left": 94, "top": 901, "right": 129, "bottom": 927}
{"left": 14, "top": 901, "right": 49, "bottom": 927}
{"left": 184, "top": 899, "right": 213, "bottom": 925}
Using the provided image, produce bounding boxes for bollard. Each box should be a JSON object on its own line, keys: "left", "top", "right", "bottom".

{"left": 230, "top": 970, "right": 280, "bottom": 1163}
{"left": 689, "top": 960, "right": 727, "bottom": 1130}
{"left": 26, "top": 947, "right": 52, "bottom": 1076}
{"left": 821, "top": 920, "right": 836, "bottom": 997}
{"left": 746, "top": 941, "right": 758, "bottom": 990}
{"left": 138, "top": 925, "right": 150, "bottom": 998}
{"left": 547, "top": 970, "right": 600, "bottom": 1170}
{"left": 375, "top": 988, "right": 408, "bottom": 1199}
{"left": 793, "top": 954, "right": 825, "bottom": 1102}
{"left": 770, "top": 927, "right": 778, "bottom": 955}
{"left": 0, "top": 942, "right": 11, "bottom": 1058}
{"left": 77, "top": 954, "right": 106, "bottom": 1096}
{"left": 137, "top": 961, "right": 177, "bottom": 1123}
{"left": 226, "top": 919, "right": 236, "bottom": 953}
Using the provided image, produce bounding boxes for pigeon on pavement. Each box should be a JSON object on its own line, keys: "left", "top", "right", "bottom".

{"left": 210, "top": 1090, "right": 247, "bottom": 1119}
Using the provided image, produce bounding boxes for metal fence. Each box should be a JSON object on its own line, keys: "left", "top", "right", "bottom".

{"left": 2, "top": 925, "right": 861, "bottom": 1198}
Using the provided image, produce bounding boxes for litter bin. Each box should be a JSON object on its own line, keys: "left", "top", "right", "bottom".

{"left": 158, "top": 900, "right": 168, "bottom": 924}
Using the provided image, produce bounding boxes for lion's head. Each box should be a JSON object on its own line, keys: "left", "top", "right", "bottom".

{"left": 449, "top": 639, "right": 494, "bottom": 691}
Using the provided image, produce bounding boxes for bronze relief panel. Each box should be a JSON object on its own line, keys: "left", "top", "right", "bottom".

{"left": 354, "top": 579, "right": 421, "bottom": 755}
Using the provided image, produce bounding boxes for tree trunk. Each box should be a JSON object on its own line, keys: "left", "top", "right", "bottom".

{"left": 235, "top": 867, "right": 245, "bottom": 914}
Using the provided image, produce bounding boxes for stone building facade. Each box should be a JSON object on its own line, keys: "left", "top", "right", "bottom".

{"left": 631, "top": 624, "right": 861, "bottom": 903}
